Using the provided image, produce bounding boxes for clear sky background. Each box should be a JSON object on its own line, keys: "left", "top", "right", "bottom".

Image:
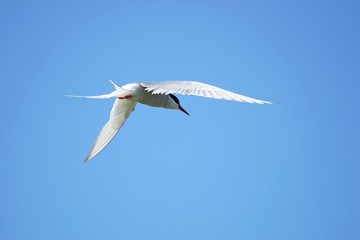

{"left": 1, "top": 0, "right": 359, "bottom": 239}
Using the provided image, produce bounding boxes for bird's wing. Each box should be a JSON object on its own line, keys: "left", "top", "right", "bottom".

{"left": 141, "top": 81, "right": 271, "bottom": 104}
{"left": 85, "top": 99, "right": 137, "bottom": 162}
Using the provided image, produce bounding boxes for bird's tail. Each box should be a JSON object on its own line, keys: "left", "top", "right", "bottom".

{"left": 66, "top": 80, "right": 129, "bottom": 99}
{"left": 66, "top": 91, "right": 118, "bottom": 99}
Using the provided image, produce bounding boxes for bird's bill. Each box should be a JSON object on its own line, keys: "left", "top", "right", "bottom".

{"left": 179, "top": 105, "right": 190, "bottom": 116}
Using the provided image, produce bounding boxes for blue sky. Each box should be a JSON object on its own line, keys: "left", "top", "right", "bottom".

{"left": 1, "top": 0, "right": 359, "bottom": 239}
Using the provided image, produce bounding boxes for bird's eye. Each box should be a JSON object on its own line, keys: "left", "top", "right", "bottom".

{"left": 169, "top": 94, "right": 180, "bottom": 104}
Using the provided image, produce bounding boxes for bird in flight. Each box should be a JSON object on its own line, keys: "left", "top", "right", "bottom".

{"left": 69, "top": 80, "right": 272, "bottom": 162}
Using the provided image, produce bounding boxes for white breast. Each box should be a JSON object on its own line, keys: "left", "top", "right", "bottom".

{"left": 123, "top": 83, "right": 171, "bottom": 108}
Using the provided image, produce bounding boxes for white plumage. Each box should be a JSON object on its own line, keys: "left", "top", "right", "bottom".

{"left": 69, "top": 80, "right": 272, "bottom": 162}
{"left": 141, "top": 81, "right": 271, "bottom": 104}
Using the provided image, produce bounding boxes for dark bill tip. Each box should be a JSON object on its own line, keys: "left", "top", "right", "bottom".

{"left": 179, "top": 105, "right": 190, "bottom": 116}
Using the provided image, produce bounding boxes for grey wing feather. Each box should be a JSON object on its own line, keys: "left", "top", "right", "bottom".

{"left": 140, "top": 81, "right": 271, "bottom": 104}
{"left": 85, "top": 99, "right": 137, "bottom": 162}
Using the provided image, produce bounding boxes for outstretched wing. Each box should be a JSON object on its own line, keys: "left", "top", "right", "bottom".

{"left": 85, "top": 99, "right": 137, "bottom": 162}
{"left": 141, "top": 81, "right": 271, "bottom": 104}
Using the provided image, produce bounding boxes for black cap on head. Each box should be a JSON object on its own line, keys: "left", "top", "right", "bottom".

{"left": 169, "top": 94, "right": 180, "bottom": 104}
{"left": 169, "top": 94, "right": 190, "bottom": 116}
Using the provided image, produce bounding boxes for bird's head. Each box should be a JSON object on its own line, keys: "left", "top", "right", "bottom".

{"left": 169, "top": 94, "right": 190, "bottom": 116}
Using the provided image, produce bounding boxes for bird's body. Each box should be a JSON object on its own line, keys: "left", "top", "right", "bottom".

{"left": 122, "top": 83, "right": 175, "bottom": 108}
{"left": 69, "top": 80, "right": 271, "bottom": 162}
